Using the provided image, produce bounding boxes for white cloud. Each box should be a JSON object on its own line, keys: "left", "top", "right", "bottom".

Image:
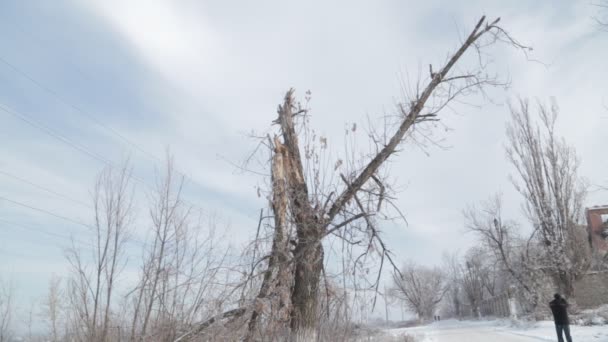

{"left": 88, "top": 1, "right": 221, "bottom": 85}
{"left": 2, "top": 0, "right": 608, "bottom": 323}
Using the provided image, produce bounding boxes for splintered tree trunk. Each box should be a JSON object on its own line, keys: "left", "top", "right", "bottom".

{"left": 276, "top": 90, "right": 323, "bottom": 340}
{"left": 244, "top": 138, "right": 292, "bottom": 341}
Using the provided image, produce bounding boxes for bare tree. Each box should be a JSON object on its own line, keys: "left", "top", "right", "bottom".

{"left": 130, "top": 156, "right": 187, "bottom": 341}
{"left": 443, "top": 248, "right": 504, "bottom": 318}
{"left": 65, "top": 163, "right": 134, "bottom": 341}
{"left": 506, "top": 98, "right": 590, "bottom": 298}
{"left": 0, "top": 278, "right": 13, "bottom": 342}
{"left": 391, "top": 262, "right": 446, "bottom": 321}
{"left": 129, "top": 156, "right": 232, "bottom": 342}
{"left": 44, "top": 275, "right": 64, "bottom": 342}
{"left": 465, "top": 194, "right": 545, "bottom": 310}
{"left": 25, "top": 301, "right": 35, "bottom": 342}
{"left": 460, "top": 249, "right": 488, "bottom": 318}
{"left": 442, "top": 253, "right": 463, "bottom": 318}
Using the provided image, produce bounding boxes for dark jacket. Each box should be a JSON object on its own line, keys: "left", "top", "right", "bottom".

{"left": 549, "top": 298, "right": 569, "bottom": 325}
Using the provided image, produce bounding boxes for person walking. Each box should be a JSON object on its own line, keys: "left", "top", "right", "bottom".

{"left": 550, "top": 293, "right": 572, "bottom": 342}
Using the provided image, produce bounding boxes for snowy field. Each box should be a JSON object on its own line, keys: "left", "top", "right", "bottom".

{"left": 386, "top": 319, "right": 608, "bottom": 341}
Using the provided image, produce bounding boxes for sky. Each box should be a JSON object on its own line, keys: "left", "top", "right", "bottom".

{"left": 1, "top": 0, "right": 607, "bottom": 328}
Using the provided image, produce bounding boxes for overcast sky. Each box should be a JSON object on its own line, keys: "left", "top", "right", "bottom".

{"left": 1, "top": 0, "right": 607, "bottom": 325}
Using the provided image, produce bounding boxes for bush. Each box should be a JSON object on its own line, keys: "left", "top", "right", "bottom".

{"left": 572, "top": 304, "right": 608, "bottom": 326}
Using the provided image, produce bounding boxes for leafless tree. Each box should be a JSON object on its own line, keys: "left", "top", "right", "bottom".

{"left": 65, "top": 162, "right": 134, "bottom": 341}
{"left": 0, "top": 278, "right": 13, "bottom": 342}
{"left": 460, "top": 249, "right": 489, "bottom": 318}
{"left": 442, "top": 253, "right": 463, "bottom": 318}
{"left": 506, "top": 98, "right": 590, "bottom": 298}
{"left": 44, "top": 275, "right": 64, "bottom": 342}
{"left": 25, "top": 301, "right": 35, "bottom": 342}
{"left": 391, "top": 262, "right": 446, "bottom": 321}
{"left": 443, "top": 248, "right": 505, "bottom": 318}
{"left": 468, "top": 247, "right": 502, "bottom": 297}
{"left": 129, "top": 156, "right": 185, "bottom": 341}
{"left": 464, "top": 194, "right": 545, "bottom": 310}
{"left": 128, "top": 156, "right": 232, "bottom": 342}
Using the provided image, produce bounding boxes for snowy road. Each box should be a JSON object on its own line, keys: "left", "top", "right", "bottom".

{"left": 420, "top": 326, "right": 542, "bottom": 341}
{"left": 387, "top": 319, "right": 608, "bottom": 342}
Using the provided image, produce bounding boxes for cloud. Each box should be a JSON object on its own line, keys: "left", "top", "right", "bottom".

{"left": 1, "top": 0, "right": 608, "bottom": 324}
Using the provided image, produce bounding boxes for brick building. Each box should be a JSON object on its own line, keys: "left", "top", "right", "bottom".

{"left": 585, "top": 206, "right": 608, "bottom": 254}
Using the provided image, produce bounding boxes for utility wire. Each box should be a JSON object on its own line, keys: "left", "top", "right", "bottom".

{"left": 0, "top": 102, "right": 116, "bottom": 167}
{"left": 0, "top": 53, "right": 218, "bottom": 204}
{"left": 0, "top": 103, "right": 209, "bottom": 249}
{"left": 0, "top": 169, "right": 93, "bottom": 210}
{"left": 0, "top": 55, "right": 161, "bottom": 163}
{"left": 0, "top": 217, "right": 91, "bottom": 248}
{"left": 1, "top": 101, "right": 210, "bottom": 216}
{"left": 0, "top": 195, "right": 93, "bottom": 229}
{"left": 0, "top": 219, "right": 145, "bottom": 259}
{"left": 0, "top": 102, "right": 154, "bottom": 190}
{"left": 0, "top": 48, "right": 232, "bottom": 226}
{"left": 0, "top": 195, "right": 147, "bottom": 247}
{"left": 0, "top": 247, "right": 45, "bottom": 259}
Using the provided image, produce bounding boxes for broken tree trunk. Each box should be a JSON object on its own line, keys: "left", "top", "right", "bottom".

{"left": 244, "top": 138, "right": 293, "bottom": 341}
{"left": 274, "top": 91, "right": 324, "bottom": 341}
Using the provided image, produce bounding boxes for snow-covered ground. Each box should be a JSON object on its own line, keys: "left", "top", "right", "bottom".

{"left": 386, "top": 319, "right": 608, "bottom": 341}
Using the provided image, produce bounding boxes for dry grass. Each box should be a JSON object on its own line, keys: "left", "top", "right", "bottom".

{"left": 344, "top": 326, "right": 421, "bottom": 342}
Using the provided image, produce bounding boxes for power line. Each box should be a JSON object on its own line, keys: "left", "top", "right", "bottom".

{"left": 1, "top": 101, "right": 210, "bottom": 216}
{"left": 4, "top": 22, "right": 195, "bottom": 163}
{"left": 0, "top": 217, "right": 91, "bottom": 249}
{"left": 0, "top": 102, "right": 156, "bottom": 192}
{"left": 3, "top": 20, "right": 273, "bottom": 242}
{"left": 0, "top": 247, "right": 46, "bottom": 260}
{"left": 0, "top": 219, "right": 145, "bottom": 260}
{"left": 0, "top": 55, "right": 162, "bottom": 163}
{"left": 0, "top": 169, "right": 93, "bottom": 210}
{"left": 0, "top": 102, "right": 116, "bottom": 167}
{"left": 0, "top": 195, "right": 93, "bottom": 229}
{"left": 0, "top": 103, "right": 213, "bottom": 245}
{"left": 1, "top": 103, "right": 251, "bottom": 264}
{"left": 0, "top": 46, "right": 231, "bottom": 222}
{"left": 0, "top": 195, "right": 148, "bottom": 248}
{"left": 0, "top": 53, "right": 217, "bottom": 202}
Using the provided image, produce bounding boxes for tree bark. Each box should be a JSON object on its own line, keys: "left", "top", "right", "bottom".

{"left": 290, "top": 230, "right": 323, "bottom": 341}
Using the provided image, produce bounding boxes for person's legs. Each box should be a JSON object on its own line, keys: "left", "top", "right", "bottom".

{"left": 563, "top": 324, "right": 572, "bottom": 342}
{"left": 555, "top": 324, "right": 564, "bottom": 342}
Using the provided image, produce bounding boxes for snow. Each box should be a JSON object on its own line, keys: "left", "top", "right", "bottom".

{"left": 386, "top": 319, "right": 608, "bottom": 341}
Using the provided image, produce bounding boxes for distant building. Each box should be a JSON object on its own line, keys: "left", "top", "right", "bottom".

{"left": 585, "top": 206, "right": 608, "bottom": 254}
